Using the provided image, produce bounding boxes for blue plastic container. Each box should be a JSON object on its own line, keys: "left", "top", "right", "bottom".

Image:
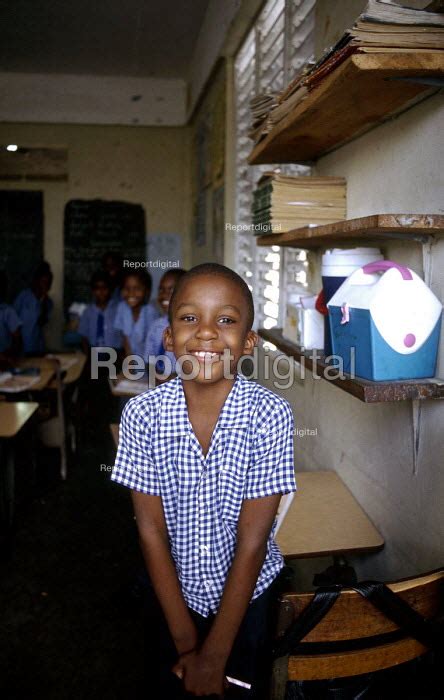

{"left": 327, "top": 261, "right": 442, "bottom": 381}
{"left": 322, "top": 248, "right": 383, "bottom": 357}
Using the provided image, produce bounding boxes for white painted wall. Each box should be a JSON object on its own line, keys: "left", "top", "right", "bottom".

{"left": 187, "top": 0, "right": 265, "bottom": 116}
{"left": 0, "top": 122, "right": 191, "bottom": 348}
{"left": 188, "top": 0, "right": 241, "bottom": 113}
{"left": 260, "top": 92, "right": 444, "bottom": 588}
{"left": 0, "top": 73, "right": 186, "bottom": 126}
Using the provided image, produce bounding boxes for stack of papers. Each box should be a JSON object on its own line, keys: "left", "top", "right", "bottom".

{"left": 249, "top": 0, "right": 444, "bottom": 144}
{"left": 248, "top": 92, "right": 279, "bottom": 141}
{"left": 252, "top": 173, "right": 346, "bottom": 234}
{"left": 0, "top": 372, "right": 41, "bottom": 393}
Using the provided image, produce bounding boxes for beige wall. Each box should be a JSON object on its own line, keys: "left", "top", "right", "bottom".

{"left": 315, "top": 0, "right": 367, "bottom": 59}
{"left": 0, "top": 122, "right": 191, "bottom": 347}
{"left": 258, "top": 75, "right": 444, "bottom": 585}
{"left": 189, "top": 62, "right": 226, "bottom": 267}
{"left": 311, "top": 94, "right": 444, "bottom": 582}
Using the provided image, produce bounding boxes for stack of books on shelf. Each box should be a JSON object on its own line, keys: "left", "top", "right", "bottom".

{"left": 249, "top": 0, "right": 444, "bottom": 145}
{"left": 248, "top": 92, "right": 278, "bottom": 142}
{"left": 252, "top": 174, "right": 346, "bottom": 235}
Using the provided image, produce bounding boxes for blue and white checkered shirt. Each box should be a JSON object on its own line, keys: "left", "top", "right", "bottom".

{"left": 111, "top": 372, "right": 296, "bottom": 617}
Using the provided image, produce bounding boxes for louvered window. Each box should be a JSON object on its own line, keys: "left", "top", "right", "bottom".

{"left": 233, "top": 0, "right": 315, "bottom": 342}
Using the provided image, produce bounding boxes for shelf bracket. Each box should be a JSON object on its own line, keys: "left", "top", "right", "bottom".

{"left": 411, "top": 399, "right": 422, "bottom": 477}
{"left": 422, "top": 236, "right": 435, "bottom": 287}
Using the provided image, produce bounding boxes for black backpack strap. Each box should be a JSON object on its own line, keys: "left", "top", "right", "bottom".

{"left": 273, "top": 585, "right": 341, "bottom": 658}
{"left": 353, "top": 580, "right": 443, "bottom": 651}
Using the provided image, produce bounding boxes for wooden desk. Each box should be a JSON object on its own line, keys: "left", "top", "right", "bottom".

{"left": 16, "top": 353, "right": 86, "bottom": 388}
{"left": 0, "top": 363, "right": 55, "bottom": 393}
{"left": 276, "top": 471, "right": 384, "bottom": 559}
{"left": 0, "top": 402, "right": 39, "bottom": 438}
{"left": 109, "top": 373, "right": 153, "bottom": 397}
{"left": 14, "top": 355, "right": 85, "bottom": 480}
{"left": 0, "top": 402, "right": 39, "bottom": 534}
{"left": 45, "top": 352, "right": 86, "bottom": 386}
{"left": 110, "top": 423, "right": 119, "bottom": 448}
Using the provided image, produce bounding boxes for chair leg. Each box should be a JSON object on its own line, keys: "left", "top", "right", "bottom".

{"left": 70, "top": 386, "right": 79, "bottom": 453}
{"left": 60, "top": 444, "right": 67, "bottom": 481}
{"left": 271, "top": 655, "right": 289, "bottom": 700}
{"left": 53, "top": 367, "right": 67, "bottom": 480}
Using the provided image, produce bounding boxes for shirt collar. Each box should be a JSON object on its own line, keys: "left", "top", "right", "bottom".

{"left": 158, "top": 373, "right": 251, "bottom": 437}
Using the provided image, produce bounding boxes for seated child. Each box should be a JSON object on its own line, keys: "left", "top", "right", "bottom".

{"left": 78, "top": 270, "right": 123, "bottom": 356}
{"left": 111, "top": 263, "right": 296, "bottom": 699}
{"left": 101, "top": 251, "right": 123, "bottom": 303}
{"left": 13, "top": 261, "right": 53, "bottom": 354}
{"left": 0, "top": 270, "right": 22, "bottom": 368}
{"left": 144, "top": 268, "right": 186, "bottom": 379}
{"left": 114, "top": 269, "right": 159, "bottom": 358}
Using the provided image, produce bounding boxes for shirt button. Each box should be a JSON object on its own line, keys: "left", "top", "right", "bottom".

{"left": 200, "top": 545, "right": 210, "bottom": 552}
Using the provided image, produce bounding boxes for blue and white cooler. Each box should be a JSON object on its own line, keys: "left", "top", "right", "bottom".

{"left": 321, "top": 247, "right": 383, "bottom": 356}
{"left": 327, "top": 260, "right": 442, "bottom": 381}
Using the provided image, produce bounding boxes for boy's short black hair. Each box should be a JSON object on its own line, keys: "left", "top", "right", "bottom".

{"left": 32, "top": 261, "right": 53, "bottom": 286}
{"left": 168, "top": 263, "right": 254, "bottom": 330}
{"left": 90, "top": 270, "right": 112, "bottom": 288}
{"left": 122, "top": 269, "right": 152, "bottom": 295}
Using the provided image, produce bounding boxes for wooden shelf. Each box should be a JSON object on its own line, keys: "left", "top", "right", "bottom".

{"left": 258, "top": 328, "right": 444, "bottom": 403}
{"left": 248, "top": 52, "right": 444, "bottom": 165}
{"left": 256, "top": 213, "right": 444, "bottom": 249}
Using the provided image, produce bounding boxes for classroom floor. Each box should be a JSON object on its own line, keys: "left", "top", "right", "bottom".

{"left": 0, "top": 405, "right": 149, "bottom": 699}
{"left": 0, "top": 392, "right": 441, "bottom": 700}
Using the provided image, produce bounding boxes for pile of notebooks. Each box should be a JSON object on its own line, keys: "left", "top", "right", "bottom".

{"left": 248, "top": 92, "right": 278, "bottom": 142}
{"left": 252, "top": 173, "right": 346, "bottom": 234}
{"left": 249, "top": 0, "right": 444, "bottom": 144}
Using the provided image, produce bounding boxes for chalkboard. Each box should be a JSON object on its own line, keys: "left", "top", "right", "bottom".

{"left": 0, "top": 190, "right": 44, "bottom": 302}
{"left": 64, "top": 199, "right": 146, "bottom": 311}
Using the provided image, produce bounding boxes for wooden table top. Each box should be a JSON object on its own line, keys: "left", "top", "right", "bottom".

{"left": 46, "top": 352, "right": 87, "bottom": 384}
{"left": 0, "top": 364, "right": 55, "bottom": 392}
{"left": 0, "top": 402, "right": 39, "bottom": 438}
{"left": 15, "top": 353, "right": 86, "bottom": 388}
{"left": 276, "top": 471, "right": 384, "bottom": 559}
{"left": 109, "top": 373, "right": 152, "bottom": 397}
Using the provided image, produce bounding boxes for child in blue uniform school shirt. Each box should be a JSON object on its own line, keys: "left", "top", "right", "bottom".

{"left": 0, "top": 270, "right": 22, "bottom": 367}
{"left": 114, "top": 269, "right": 159, "bottom": 358}
{"left": 78, "top": 270, "right": 123, "bottom": 355}
{"left": 101, "top": 251, "right": 124, "bottom": 303}
{"left": 144, "top": 268, "right": 187, "bottom": 379}
{"left": 13, "top": 261, "right": 53, "bottom": 354}
{"left": 111, "top": 263, "right": 296, "bottom": 699}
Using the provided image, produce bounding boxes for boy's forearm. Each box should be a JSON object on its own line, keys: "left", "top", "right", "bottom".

{"left": 138, "top": 531, "right": 198, "bottom": 654}
{"left": 200, "top": 542, "right": 268, "bottom": 663}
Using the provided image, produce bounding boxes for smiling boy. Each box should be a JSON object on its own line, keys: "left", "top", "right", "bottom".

{"left": 111, "top": 263, "right": 296, "bottom": 698}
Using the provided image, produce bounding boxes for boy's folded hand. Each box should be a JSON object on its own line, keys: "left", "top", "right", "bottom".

{"left": 172, "top": 649, "right": 226, "bottom": 697}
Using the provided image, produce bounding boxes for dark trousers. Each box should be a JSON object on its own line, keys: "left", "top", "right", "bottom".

{"left": 141, "top": 571, "right": 286, "bottom": 699}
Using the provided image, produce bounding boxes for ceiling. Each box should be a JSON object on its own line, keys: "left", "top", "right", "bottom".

{"left": 0, "top": 0, "right": 210, "bottom": 79}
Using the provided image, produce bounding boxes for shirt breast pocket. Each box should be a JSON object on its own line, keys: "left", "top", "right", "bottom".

{"left": 217, "top": 464, "right": 247, "bottom": 523}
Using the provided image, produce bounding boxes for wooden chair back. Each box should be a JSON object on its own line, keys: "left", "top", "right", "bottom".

{"left": 273, "top": 570, "right": 443, "bottom": 692}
